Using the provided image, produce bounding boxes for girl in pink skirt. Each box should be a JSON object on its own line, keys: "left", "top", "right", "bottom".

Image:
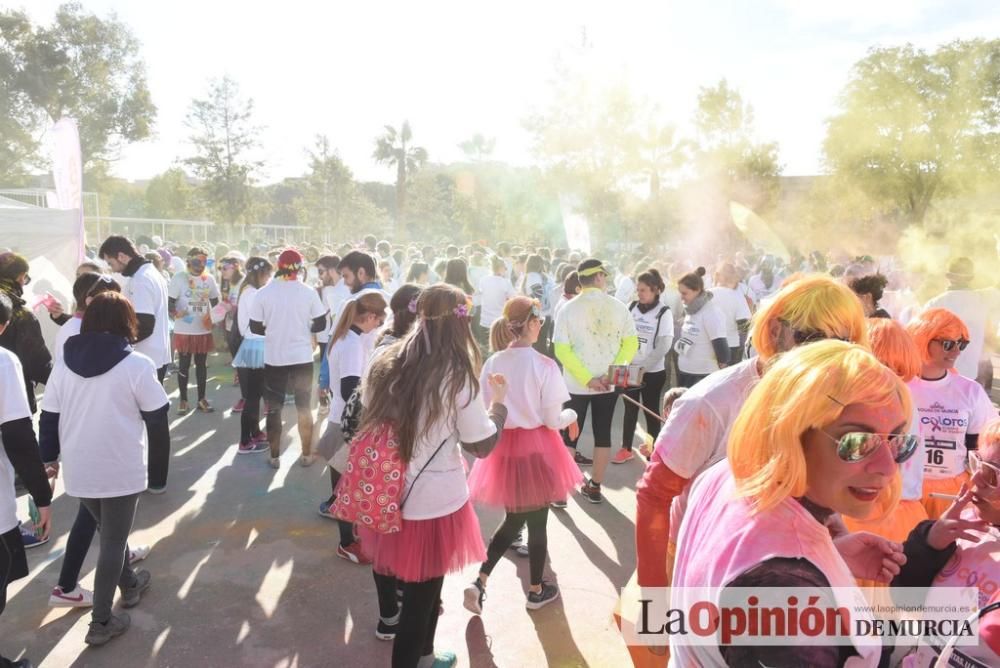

{"left": 464, "top": 296, "right": 582, "bottom": 614}
{"left": 356, "top": 284, "right": 508, "bottom": 668}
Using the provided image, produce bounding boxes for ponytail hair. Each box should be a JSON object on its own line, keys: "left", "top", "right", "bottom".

{"left": 330, "top": 292, "right": 388, "bottom": 345}
{"left": 490, "top": 317, "right": 515, "bottom": 352}
{"left": 490, "top": 295, "right": 541, "bottom": 352}
{"left": 637, "top": 268, "right": 665, "bottom": 293}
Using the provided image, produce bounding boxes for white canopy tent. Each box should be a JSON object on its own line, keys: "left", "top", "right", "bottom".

{"left": 0, "top": 196, "right": 83, "bottom": 349}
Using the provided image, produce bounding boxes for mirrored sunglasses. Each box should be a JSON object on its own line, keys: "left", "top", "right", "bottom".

{"left": 821, "top": 431, "right": 919, "bottom": 464}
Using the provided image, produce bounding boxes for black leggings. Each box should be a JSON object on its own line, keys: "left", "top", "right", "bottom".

{"left": 373, "top": 570, "right": 400, "bottom": 620}
{"left": 392, "top": 576, "right": 444, "bottom": 668}
{"left": 177, "top": 352, "right": 208, "bottom": 402}
{"left": 676, "top": 371, "right": 708, "bottom": 388}
{"left": 481, "top": 507, "right": 549, "bottom": 585}
{"left": 621, "top": 369, "right": 667, "bottom": 450}
{"left": 327, "top": 468, "right": 355, "bottom": 549}
{"left": 240, "top": 367, "right": 265, "bottom": 445}
{"left": 563, "top": 392, "right": 618, "bottom": 448}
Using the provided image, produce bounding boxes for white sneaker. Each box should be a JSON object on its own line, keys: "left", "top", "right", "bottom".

{"left": 49, "top": 585, "right": 94, "bottom": 608}
{"left": 129, "top": 545, "right": 151, "bottom": 565}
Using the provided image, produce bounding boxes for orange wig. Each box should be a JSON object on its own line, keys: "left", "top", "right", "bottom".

{"left": 867, "top": 318, "right": 922, "bottom": 382}
{"left": 905, "top": 308, "right": 970, "bottom": 365}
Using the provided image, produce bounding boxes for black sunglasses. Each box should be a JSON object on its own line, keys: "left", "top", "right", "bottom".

{"left": 781, "top": 320, "right": 849, "bottom": 346}
{"left": 934, "top": 338, "right": 970, "bottom": 352}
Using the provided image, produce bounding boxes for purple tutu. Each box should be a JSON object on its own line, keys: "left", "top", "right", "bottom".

{"left": 467, "top": 426, "right": 582, "bottom": 512}
{"left": 357, "top": 500, "right": 485, "bottom": 583}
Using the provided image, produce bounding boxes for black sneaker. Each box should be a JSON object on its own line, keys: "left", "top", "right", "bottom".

{"left": 121, "top": 570, "right": 151, "bottom": 608}
{"left": 573, "top": 451, "right": 593, "bottom": 466}
{"left": 375, "top": 616, "right": 399, "bottom": 641}
{"left": 463, "top": 579, "right": 486, "bottom": 615}
{"left": 526, "top": 582, "right": 560, "bottom": 610}
{"left": 580, "top": 479, "right": 603, "bottom": 504}
{"left": 85, "top": 612, "right": 131, "bottom": 646}
{"left": 550, "top": 500, "right": 568, "bottom": 509}
{"left": 509, "top": 530, "right": 526, "bottom": 553}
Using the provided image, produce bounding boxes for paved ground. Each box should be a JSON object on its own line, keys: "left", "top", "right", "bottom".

{"left": 5, "top": 354, "right": 641, "bottom": 667}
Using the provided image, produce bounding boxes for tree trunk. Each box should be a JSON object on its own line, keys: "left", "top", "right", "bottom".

{"left": 396, "top": 160, "right": 407, "bottom": 237}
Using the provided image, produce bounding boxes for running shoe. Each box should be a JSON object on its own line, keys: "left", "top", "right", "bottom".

{"left": 463, "top": 579, "right": 486, "bottom": 615}
{"left": 197, "top": 399, "right": 215, "bottom": 413}
{"left": 516, "top": 543, "right": 529, "bottom": 557}
{"left": 550, "top": 500, "right": 568, "bottom": 509}
{"left": 526, "top": 582, "right": 560, "bottom": 610}
{"left": 121, "top": 570, "right": 151, "bottom": 608}
{"left": 612, "top": 449, "right": 634, "bottom": 464}
{"left": 580, "top": 478, "right": 603, "bottom": 504}
{"left": 129, "top": 545, "right": 151, "bottom": 565}
{"left": 337, "top": 542, "right": 371, "bottom": 565}
{"left": 573, "top": 451, "right": 593, "bottom": 466}
{"left": 269, "top": 456, "right": 280, "bottom": 469}
{"left": 509, "top": 530, "right": 526, "bottom": 552}
{"left": 177, "top": 401, "right": 190, "bottom": 415}
{"left": 238, "top": 439, "right": 269, "bottom": 455}
{"left": 49, "top": 585, "right": 94, "bottom": 608}
{"left": 232, "top": 399, "right": 245, "bottom": 413}
{"left": 85, "top": 612, "right": 130, "bottom": 646}
{"left": 19, "top": 523, "right": 47, "bottom": 549}
{"left": 375, "top": 615, "right": 399, "bottom": 641}
{"left": 427, "top": 651, "right": 457, "bottom": 668}
{"left": 318, "top": 500, "right": 337, "bottom": 520}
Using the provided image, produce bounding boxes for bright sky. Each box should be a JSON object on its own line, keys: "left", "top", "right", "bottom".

{"left": 11, "top": 0, "right": 1000, "bottom": 185}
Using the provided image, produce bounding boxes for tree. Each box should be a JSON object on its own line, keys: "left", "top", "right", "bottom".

{"left": 296, "top": 135, "right": 357, "bottom": 235}
{"left": 628, "top": 122, "right": 689, "bottom": 199}
{"left": 458, "top": 133, "right": 495, "bottom": 162}
{"left": 144, "top": 168, "right": 198, "bottom": 219}
{"left": 182, "top": 76, "right": 263, "bottom": 225}
{"left": 372, "top": 121, "right": 428, "bottom": 236}
{"left": 823, "top": 40, "right": 1000, "bottom": 223}
{"left": 692, "top": 79, "right": 782, "bottom": 211}
{"left": 0, "top": 3, "right": 156, "bottom": 181}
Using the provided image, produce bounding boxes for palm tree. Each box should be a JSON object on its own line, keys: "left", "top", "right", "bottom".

{"left": 373, "top": 121, "right": 428, "bottom": 233}
{"left": 458, "top": 133, "right": 495, "bottom": 162}
{"left": 633, "top": 123, "right": 689, "bottom": 199}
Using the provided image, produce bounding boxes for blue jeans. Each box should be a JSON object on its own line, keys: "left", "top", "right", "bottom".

{"left": 318, "top": 341, "right": 330, "bottom": 391}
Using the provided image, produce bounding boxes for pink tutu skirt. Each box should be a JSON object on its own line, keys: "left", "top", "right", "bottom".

{"left": 467, "top": 426, "right": 582, "bottom": 512}
{"left": 358, "top": 500, "right": 485, "bottom": 583}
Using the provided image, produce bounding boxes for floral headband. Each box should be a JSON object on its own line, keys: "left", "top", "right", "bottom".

{"left": 505, "top": 299, "right": 542, "bottom": 332}
{"left": 422, "top": 294, "right": 474, "bottom": 320}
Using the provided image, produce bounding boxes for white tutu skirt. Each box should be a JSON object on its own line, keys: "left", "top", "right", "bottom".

{"left": 232, "top": 338, "right": 265, "bottom": 369}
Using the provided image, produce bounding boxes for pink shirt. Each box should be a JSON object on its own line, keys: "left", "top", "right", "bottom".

{"left": 670, "top": 461, "right": 879, "bottom": 666}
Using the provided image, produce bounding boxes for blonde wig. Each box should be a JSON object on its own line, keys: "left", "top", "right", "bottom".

{"left": 906, "top": 308, "right": 971, "bottom": 366}
{"left": 867, "top": 318, "right": 922, "bottom": 382}
{"left": 750, "top": 274, "right": 869, "bottom": 361}
{"left": 728, "top": 340, "right": 909, "bottom": 515}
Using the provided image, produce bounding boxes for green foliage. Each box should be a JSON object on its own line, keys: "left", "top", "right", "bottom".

{"left": 373, "top": 121, "right": 428, "bottom": 235}
{"left": 692, "top": 79, "right": 782, "bottom": 212}
{"left": 182, "top": 76, "right": 263, "bottom": 225}
{"left": 824, "top": 39, "right": 1000, "bottom": 223}
{"left": 144, "top": 168, "right": 198, "bottom": 219}
{"left": 0, "top": 2, "right": 156, "bottom": 181}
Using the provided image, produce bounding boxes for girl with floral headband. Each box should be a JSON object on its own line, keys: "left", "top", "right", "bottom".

{"left": 356, "top": 284, "right": 508, "bottom": 667}
{"left": 463, "top": 296, "right": 582, "bottom": 615}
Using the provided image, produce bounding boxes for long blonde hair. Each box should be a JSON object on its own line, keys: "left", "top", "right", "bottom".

{"left": 728, "top": 340, "right": 909, "bottom": 516}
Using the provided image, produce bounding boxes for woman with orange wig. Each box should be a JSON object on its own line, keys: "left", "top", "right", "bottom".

{"left": 906, "top": 308, "right": 997, "bottom": 519}
{"left": 843, "top": 318, "right": 929, "bottom": 543}
{"left": 671, "top": 341, "right": 913, "bottom": 666}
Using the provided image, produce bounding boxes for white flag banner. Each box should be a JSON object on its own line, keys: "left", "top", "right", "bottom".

{"left": 50, "top": 117, "right": 85, "bottom": 261}
{"left": 559, "top": 194, "right": 592, "bottom": 255}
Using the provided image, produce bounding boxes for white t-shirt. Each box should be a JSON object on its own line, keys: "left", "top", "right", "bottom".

{"left": 40, "top": 350, "right": 169, "bottom": 498}
{"left": 326, "top": 329, "right": 369, "bottom": 423}
{"left": 552, "top": 288, "right": 637, "bottom": 395}
{"left": 908, "top": 372, "right": 997, "bottom": 480}
{"left": 317, "top": 283, "right": 351, "bottom": 344}
{"left": 901, "top": 402, "right": 925, "bottom": 501}
{"left": 614, "top": 276, "right": 636, "bottom": 304}
{"left": 168, "top": 271, "right": 220, "bottom": 336}
{"left": 480, "top": 347, "right": 569, "bottom": 429}
{"left": 54, "top": 315, "right": 82, "bottom": 364}
{"left": 248, "top": 279, "right": 328, "bottom": 367}
{"left": 748, "top": 273, "right": 780, "bottom": 304}
{"left": 126, "top": 262, "right": 171, "bottom": 367}
{"left": 925, "top": 289, "right": 990, "bottom": 379}
{"left": 478, "top": 274, "right": 517, "bottom": 327}
{"left": 0, "top": 349, "right": 31, "bottom": 533}
{"left": 237, "top": 285, "right": 263, "bottom": 340}
{"left": 399, "top": 380, "right": 497, "bottom": 520}
{"left": 709, "top": 286, "right": 752, "bottom": 347}
{"left": 629, "top": 302, "right": 673, "bottom": 373}
{"left": 654, "top": 358, "right": 761, "bottom": 478}
{"left": 674, "top": 301, "right": 728, "bottom": 375}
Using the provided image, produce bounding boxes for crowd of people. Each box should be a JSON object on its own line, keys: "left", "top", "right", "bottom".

{"left": 1, "top": 231, "right": 999, "bottom": 667}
